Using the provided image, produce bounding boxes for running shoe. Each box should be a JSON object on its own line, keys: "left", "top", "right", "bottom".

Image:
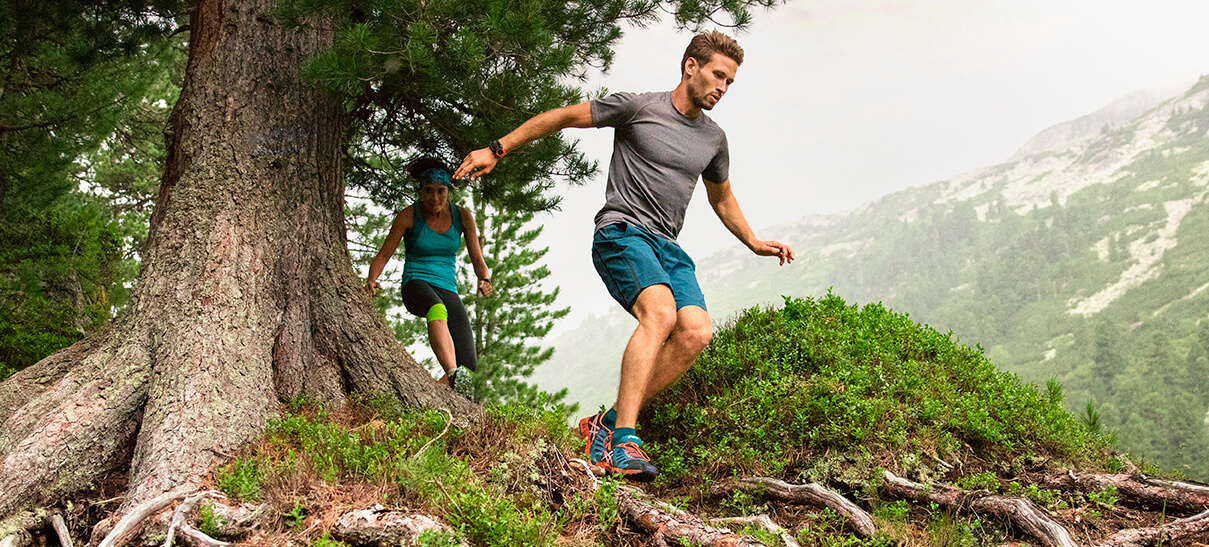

{"left": 577, "top": 411, "right": 614, "bottom": 465}
{"left": 450, "top": 367, "right": 474, "bottom": 399}
{"left": 603, "top": 434, "right": 657, "bottom": 482}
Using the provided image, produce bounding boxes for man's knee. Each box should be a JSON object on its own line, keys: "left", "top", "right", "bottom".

{"left": 633, "top": 285, "right": 678, "bottom": 333}
{"left": 679, "top": 322, "right": 712, "bottom": 354}
{"left": 675, "top": 308, "right": 713, "bottom": 354}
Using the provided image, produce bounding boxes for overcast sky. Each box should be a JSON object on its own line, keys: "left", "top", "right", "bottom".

{"left": 529, "top": 0, "right": 1209, "bottom": 332}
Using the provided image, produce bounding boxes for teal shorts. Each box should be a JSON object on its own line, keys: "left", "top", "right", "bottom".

{"left": 591, "top": 222, "right": 706, "bottom": 315}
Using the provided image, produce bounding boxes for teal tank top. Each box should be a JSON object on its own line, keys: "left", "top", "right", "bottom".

{"left": 400, "top": 202, "right": 463, "bottom": 293}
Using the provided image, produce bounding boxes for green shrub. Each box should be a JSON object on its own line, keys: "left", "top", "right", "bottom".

{"left": 216, "top": 458, "right": 262, "bottom": 501}
{"left": 874, "top": 500, "right": 910, "bottom": 522}
{"left": 640, "top": 293, "right": 1109, "bottom": 485}
{"left": 955, "top": 472, "right": 999, "bottom": 492}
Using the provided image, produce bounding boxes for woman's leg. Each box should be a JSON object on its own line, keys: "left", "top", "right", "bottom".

{"left": 400, "top": 280, "right": 458, "bottom": 377}
{"left": 436, "top": 287, "right": 477, "bottom": 372}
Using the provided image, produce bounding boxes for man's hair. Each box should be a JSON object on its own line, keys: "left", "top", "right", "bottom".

{"left": 680, "top": 31, "right": 744, "bottom": 76}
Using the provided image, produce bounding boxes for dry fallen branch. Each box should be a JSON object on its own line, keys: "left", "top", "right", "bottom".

{"left": 881, "top": 471, "right": 1078, "bottom": 547}
{"left": 711, "top": 515, "right": 800, "bottom": 547}
{"left": 1089, "top": 507, "right": 1209, "bottom": 547}
{"left": 97, "top": 488, "right": 191, "bottom": 547}
{"left": 330, "top": 505, "right": 463, "bottom": 547}
{"left": 49, "top": 513, "right": 73, "bottom": 547}
{"left": 0, "top": 533, "right": 28, "bottom": 547}
{"left": 718, "top": 477, "right": 877, "bottom": 538}
{"left": 1042, "top": 472, "right": 1209, "bottom": 514}
{"left": 616, "top": 484, "right": 767, "bottom": 547}
{"left": 164, "top": 491, "right": 230, "bottom": 547}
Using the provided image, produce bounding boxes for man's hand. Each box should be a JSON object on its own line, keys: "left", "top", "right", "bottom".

{"left": 454, "top": 148, "right": 498, "bottom": 180}
{"left": 365, "top": 279, "right": 381, "bottom": 296}
{"left": 751, "top": 240, "right": 794, "bottom": 265}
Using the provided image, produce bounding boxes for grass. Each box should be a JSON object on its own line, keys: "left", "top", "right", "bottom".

{"left": 210, "top": 396, "right": 593, "bottom": 546}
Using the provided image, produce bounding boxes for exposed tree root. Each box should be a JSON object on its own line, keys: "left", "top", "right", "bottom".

{"left": 1089, "top": 508, "right": 1209, "bottom": 547}
{"left": 615, "top": 485, "right": 768, "bottom": 547}
{"left": 711, "top": 515, "right": 801, "bottom": 547}
{"left": 1042, "top": 472, "right": 1209, "bottom": 514}
{"left": 566, "top": 459, "right": 766, "bottom": 546}
{"left": 330, "top": 506, "right": 464, "bottom": 547}
{"left": 715, "top": 477, "right": 877, "bottom": 538}
{"left": 881, "top": 470, "right": 1079, "bottom": 547}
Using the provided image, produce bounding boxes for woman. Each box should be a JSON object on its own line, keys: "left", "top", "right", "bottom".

{"left": 365, "top": 157, "right": 492, "bottom": 397}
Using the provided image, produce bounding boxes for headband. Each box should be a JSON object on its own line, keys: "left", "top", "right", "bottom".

{"left": 419, "top": 167, "right": 452, "bottom": 186}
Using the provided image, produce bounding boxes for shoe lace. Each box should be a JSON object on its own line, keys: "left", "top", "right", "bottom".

{"left": 614, "top": 441, "right": 650, "bottom": 463}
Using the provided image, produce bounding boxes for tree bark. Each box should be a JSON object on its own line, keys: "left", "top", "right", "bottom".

{"left": 0, "top": 0, "right": 475, "bottom": 526}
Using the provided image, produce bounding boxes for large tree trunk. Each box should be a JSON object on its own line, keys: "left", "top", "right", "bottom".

{"left": 0, "top": 0, "right": 474, "bottom": 523}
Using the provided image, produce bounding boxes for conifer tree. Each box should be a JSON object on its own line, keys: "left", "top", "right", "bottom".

{"left": 461, "top": 202, "right": 571, "bottom": 408}
{"left": 0, "top": 1, "right": 182, "bottom": 376}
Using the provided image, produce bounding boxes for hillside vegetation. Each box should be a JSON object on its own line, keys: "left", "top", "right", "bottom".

{"left": 53, "top": 295, "right": 1209, "bottom": 547}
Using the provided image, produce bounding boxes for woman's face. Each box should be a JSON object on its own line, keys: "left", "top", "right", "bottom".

{"left": 420, "top": 183, "right": 449, "bottom": 211}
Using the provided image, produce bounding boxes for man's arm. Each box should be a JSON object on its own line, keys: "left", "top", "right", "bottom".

{"left": 705, "top": 179, "right": 794, "bottom": 265}
{"left": 453, "top": 102, "right": 594, "bottom": 180}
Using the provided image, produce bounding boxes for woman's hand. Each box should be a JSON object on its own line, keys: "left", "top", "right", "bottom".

{"left": 477, "top": 278, "right": 493, "bottom": 297}
{"left": 365, "top": 279, "right": 381, "bottom": 296}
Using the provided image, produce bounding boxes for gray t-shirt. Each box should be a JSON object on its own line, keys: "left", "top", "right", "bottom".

{"left": 591, "top": 91, "right": 730, "bottom": 242}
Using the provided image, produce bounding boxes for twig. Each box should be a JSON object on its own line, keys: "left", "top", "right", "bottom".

{"left": 568, "top": 458, "right": 601, "bottom": 488}
{"left": 412, "top": 408, "right": 453, "bottom": 459}
{"left": 615, "top": 484, "right": 767, "bottom": 547}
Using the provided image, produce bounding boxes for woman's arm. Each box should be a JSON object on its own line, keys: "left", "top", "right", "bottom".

{"left": 365, "top": 207, "right": 413, "bottom": 295}
{"left": 460, "top": 206, "right": 492, "bottom": 297}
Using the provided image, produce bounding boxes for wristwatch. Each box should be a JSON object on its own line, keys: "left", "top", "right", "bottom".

{"left": 489, "top": 139, "right": 506, "bottom": 158}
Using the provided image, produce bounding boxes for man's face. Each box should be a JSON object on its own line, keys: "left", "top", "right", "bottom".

{"left": 685, "top": 52, "right": 738, "bottom": 111}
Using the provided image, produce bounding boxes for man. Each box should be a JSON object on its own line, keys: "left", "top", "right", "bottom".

{"left": 454, "top": 31, "right": 794, "bottom": 482}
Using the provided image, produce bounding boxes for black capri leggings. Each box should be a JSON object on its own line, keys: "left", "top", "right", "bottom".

{"left": 400, "top": 279, "right": 476, "bottom": 372}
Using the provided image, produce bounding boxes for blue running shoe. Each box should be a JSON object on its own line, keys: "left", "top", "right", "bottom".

{"left": 577, "top": 412, "right": 614, "bottom": 465}
{"left": 603, "top": 435, "right": 657, "bottom": 482}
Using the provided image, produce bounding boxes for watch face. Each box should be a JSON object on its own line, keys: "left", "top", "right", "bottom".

{"left": 490, "top": 140, "right": 505, "bottom": 157}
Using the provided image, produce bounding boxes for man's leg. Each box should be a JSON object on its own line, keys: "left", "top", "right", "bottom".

{"left": 614, "top": 284, "right": 679, "bottom": 430}
{"left": 642, "top": 305, "right": 712, "bottom": 404}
